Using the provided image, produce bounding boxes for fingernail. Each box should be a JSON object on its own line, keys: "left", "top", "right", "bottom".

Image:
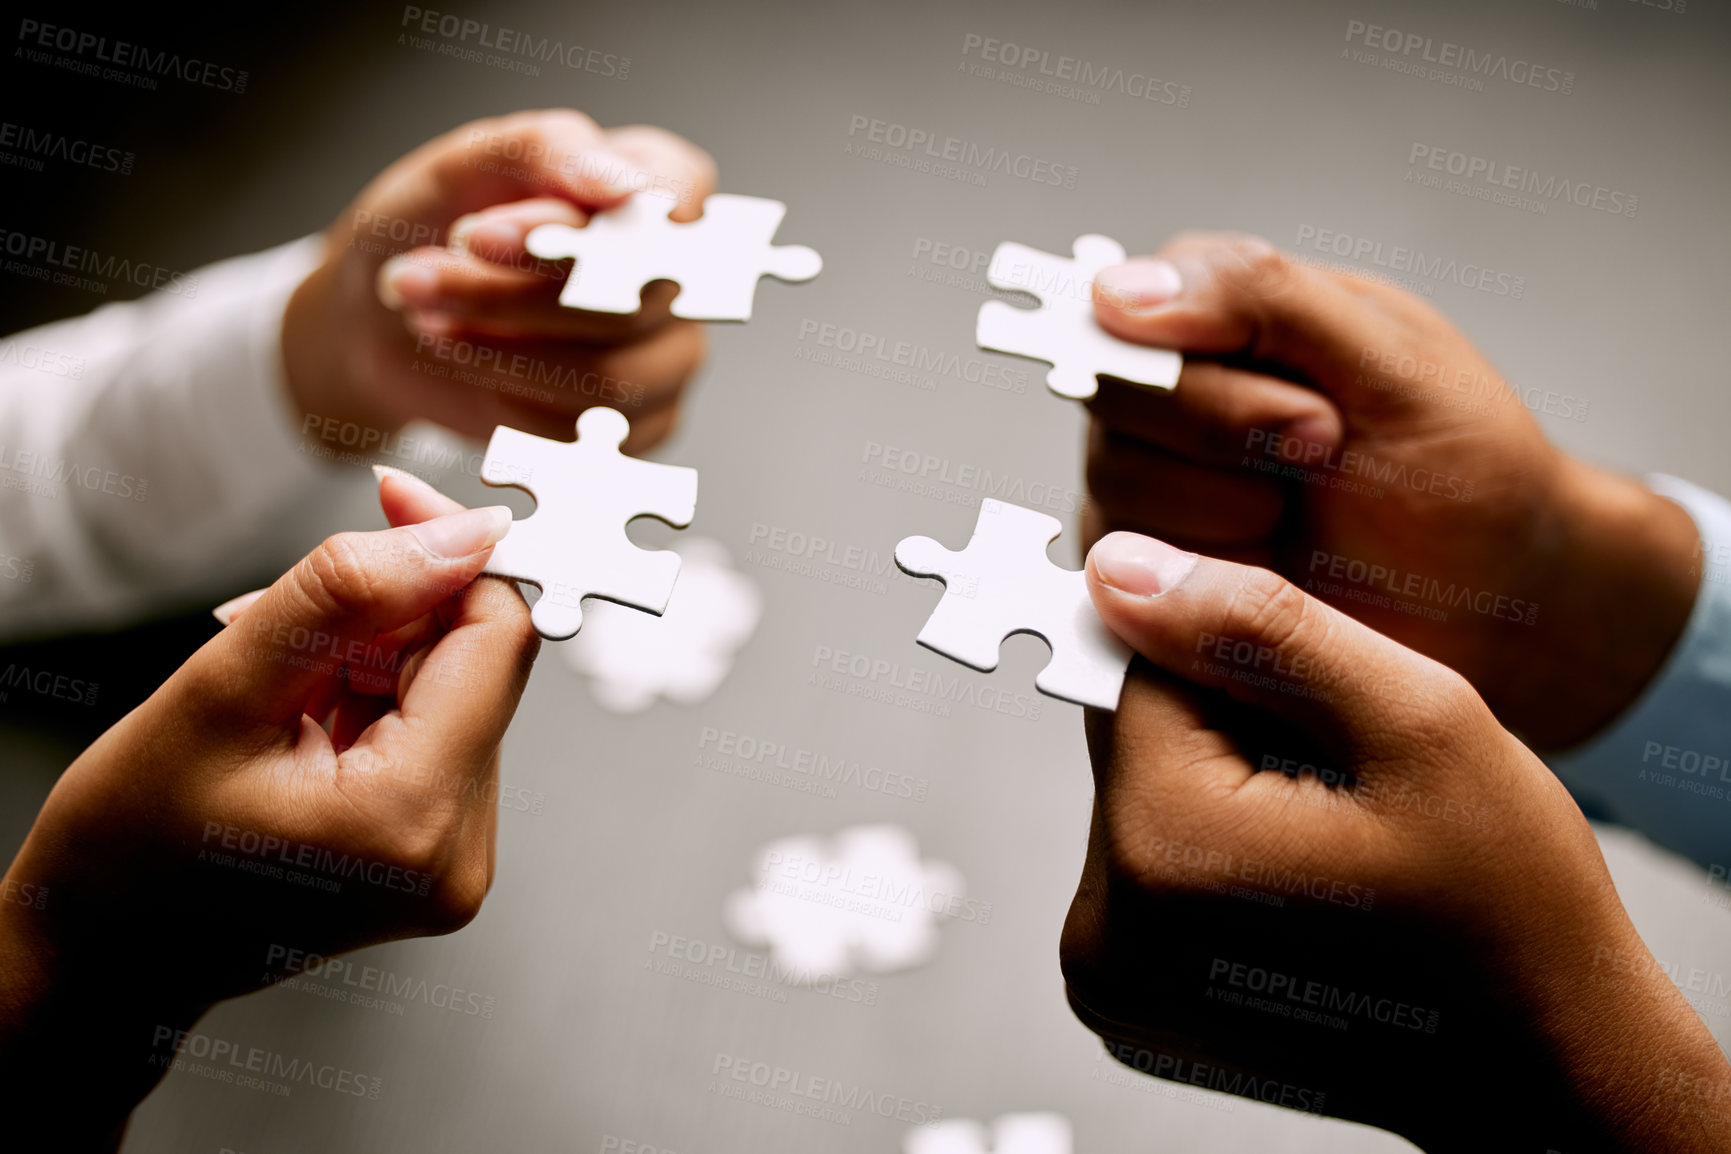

{"left": 1095, "top": 259, "right": 1183, "bottom": 313}
{"left": 378, "top": 257, "right": 437, "bottom": 310}
{"left": 407, "top": 506, "right": 513, "bottom": 559}
{"left": 212, "top": 588, "right": 266, "bottom": 626}
{"left": 1089, "top": 532, "right": 1198, "bottom": 596}
{"left": 372, "top": 464, "right": 441, "bottom": 498}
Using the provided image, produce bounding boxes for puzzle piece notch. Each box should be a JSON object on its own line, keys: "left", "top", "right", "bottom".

{"left": 895, "top": 499, "right": 1131, "bottom": 711}
{"left": 480, "top": 407, "right": 697, "bottom": 640}
{"left": 904, "top": 1113, "right": 1073, "bottom": 1154}
{"left": 977, "top": 234, "right": 1182, "bottom": 400}
{"left": 525, "top": 192, "right": 822, "bottom": 321}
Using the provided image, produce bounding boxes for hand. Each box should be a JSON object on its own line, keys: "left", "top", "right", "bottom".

{"left": 0, "top": 470, "right": 537, "bottom": 1142}
{"left": 1085, "top": 234, "right": 1700, "bottom": 748}
{"left": 282, "top": 109, "right": 717, "bottom": 452}
{"left": 1060, "top": 531, "right": 1731, "bottom": 1152}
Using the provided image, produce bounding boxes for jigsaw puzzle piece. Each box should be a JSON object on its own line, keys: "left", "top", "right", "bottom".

{"left": 1033, "top": 585, "right": 1134, "bottom": 711}
{"left": 524, "top": 191, "right": 821, "bottom": 321}
{"left": 664, "top": 194, "right": 822, "bottom": 321}
{"left": 976, "top": 298, "right": 1098, "bottom": 401}
{"left": 895, "top": 499, "right": 1131, "bottom": 710}
{"left": 892, "top": 534, "right": 1008, "bottom": 673}
{"left": 524, "top": 194, "right": 677, "bottom": 314}
{"left": 977, "top": 234, "right": 1182, "bottom": 400}
{"left": 479, "top": 407, "right": 697, "bottom": 641}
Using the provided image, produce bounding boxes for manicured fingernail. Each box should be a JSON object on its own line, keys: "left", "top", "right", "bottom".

{"left": 371, "top": 464, "right": 441, "bottom": 498}
{"left": 1095, "top": 259, "right": 1183, "bottom": 313}
{"left": 212, "top": 588, "right": 266, "bottom": 626}
{"left": 1089, "top": 532, "right": 1198, "bottom": 596}
{"left": 378, "top": 257, "right": 437, "bottom": 309}
{"left": 407, "top": 506, "right": 513, "bottom": 559}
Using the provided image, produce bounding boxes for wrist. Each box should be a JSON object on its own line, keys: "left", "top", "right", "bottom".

{"left": 0, "top": 865, "right": 208, "bottom": 1135}
{"left": 1479, "top": 889, "right": 1731, "bottom": 1151}
{"left": 281, "top": 251, "right": 400, "bottom": 442}
{"left": 1487, "top": 456, "right": 1699, "bottom": 749}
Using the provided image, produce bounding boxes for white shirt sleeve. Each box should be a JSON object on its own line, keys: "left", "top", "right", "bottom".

{"left": 0, "top": 235, "right": 360, "bottom": 642}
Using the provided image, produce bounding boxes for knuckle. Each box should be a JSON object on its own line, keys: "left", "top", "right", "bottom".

{"left": 1163, "top": 229, "right": 1276, "bottom": 264}
{"left": 1401, "top": 664, "right": 1484, "bottom": 747}
{"left": 376, "top": 816, "right": 450, "bottom": 884}
{"left": 511, "top": 109, "right": 600, "bottom": 149}
{"left": 1222, "top": 237, "right": 1290, "bottom": 295}
{"left": 609, "top": 124, "right": 714, "bottom": 167}
{"left": 542, "top": 107, "right": 600, "bottom": 133}
{"left": 427, "top": 856, "right": 492, "bottom": 933}
{"left": 303, "top": 532, "right": 385, "bottom": 619}
{"left": 1229, "top": 568, "right": 1313, "bottom": 655}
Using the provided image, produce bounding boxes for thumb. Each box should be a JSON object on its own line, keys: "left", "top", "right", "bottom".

{"left": 1085, "top": 531, "right": 1460, "bottom": 748}
{"left": 188, "top": 506, "right": 513, "bottom": 727}
{"left": 1092, "top": 232, "right": 1409, "bottom": 410}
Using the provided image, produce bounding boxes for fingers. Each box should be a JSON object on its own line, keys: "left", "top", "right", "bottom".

{"left": 419, "top": 110, "right": 618, "bottom": 218}
{"left": 463, "top": 324, "right": 699, "bottom": 447}
{"left": 1084, "top": 532, "right": 1474, "bottom": 752}
{"left": 1092, "top": 233, "right": 1415, "bottom": 413}
{"left": 365, "top": 111, "right": 718, "bottom": 260}
{"left": 187, "top": 509, "right": 513, "bottom": 728}
{"left": 448, "top": 197, "right": 590, "bottom": 262}
{"left": 364, "top": 319, "right": 700, "bottom": 444}
{"left": 1086, "top": 365, "right": 1342, "bottom": 468}
{"left": 374, "top": 465, "right": 467, "bottom": 525}
{"left": 380, "top": 241, "right": 678, "bottom": 340}
{"left": 324, "top": 469, "right": 495, "bottom": 706}
{"left": 367, "top": 554, "right": 539, "bottom": 777}
{"left": 603, "top": 124, "right": 718, "bottom": 220}
{"left": 1086, "top": 425, "right": 1286, "bottom": 546}
{"left": 1086, "top": 665, "right": 1262, "bottom": 801}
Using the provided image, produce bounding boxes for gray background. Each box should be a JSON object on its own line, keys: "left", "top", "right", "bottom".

{"left": 3, "top": 0, "right": 1729, "bottom": 1149}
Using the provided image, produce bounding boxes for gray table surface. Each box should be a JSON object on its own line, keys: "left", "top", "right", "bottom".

{"left": 4, "top": 0, "right": 1729, "bottom": 1149}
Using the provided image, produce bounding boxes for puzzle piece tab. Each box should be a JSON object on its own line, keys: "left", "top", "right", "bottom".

{"left": 977, "top": 234, "right": 1182, "bottom": 400}
{"left": 895, "top": 499, "right": 1131, "bottom": 710}
{"left": 525, "top": 192, "right": 822, "bottom": 321}
{"left": 480, "top": 407, "right": 697, "bottom": 641}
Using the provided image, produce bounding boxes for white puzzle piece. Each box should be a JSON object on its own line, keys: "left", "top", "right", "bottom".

{"left": 479, "top": 407, "right": 698, "bottom": 641}
{"left": 977, "top": 234, "right": 1182, "bottom": 400}
{"left": 905, "top": 1114, "right": 1074, "bottom": 1154}
{"left": 895, "top": 499, "right": 1132, "bottom": 711}
{"left": 525, "top": 191, "right": 822, "bottom": 321}
{"left": 557, "top": 537, "right": 761, "bottom": 712}
{"left": 724, "top": 824, "right": 965, "bottom": 980}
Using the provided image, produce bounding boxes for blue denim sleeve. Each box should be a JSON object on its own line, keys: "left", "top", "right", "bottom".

{"left": 1543, "top": 475, "right": 1731, "bottom": 874}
